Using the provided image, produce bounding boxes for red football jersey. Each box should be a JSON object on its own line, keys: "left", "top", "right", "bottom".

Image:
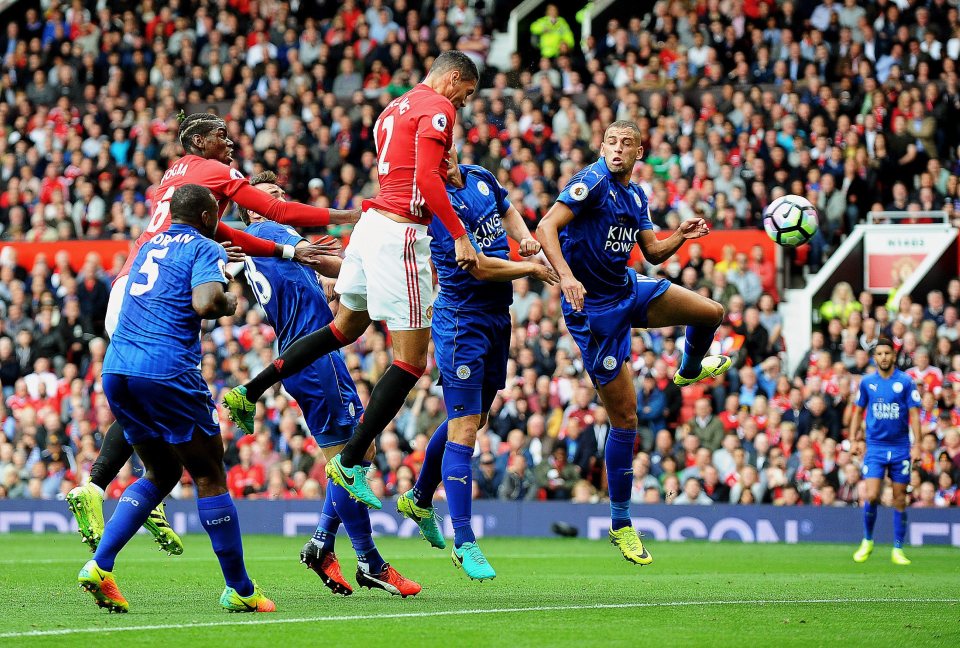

{"left": 118, "top": 155, "right": 248, "bottom": 279}
{"left": 364, "top": 84, "right": 456, "bottom": 224}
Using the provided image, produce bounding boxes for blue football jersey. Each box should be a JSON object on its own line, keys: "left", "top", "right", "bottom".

{"left": 557, "top": 157, "right": 654, "bottom": 303}
{"left": 242, "top": 221, "right": 334, "bottom": 349}
{"left": 430, "top": 164, "right": 513, "bottom": 310}
{"left": 104, "top": 224, "right": 227, "bottom": 379}
{"left": 855, "top": 370, "right": 921, "bottom": 446}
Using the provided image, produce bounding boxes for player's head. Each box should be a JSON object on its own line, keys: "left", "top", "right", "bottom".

{"left": 601, "top": 120, "right": 643, "bottom": 179}
{"left": 237, "top": 170, "right": 284, "bottom": 225}
{"left": 169, "top": 183, "right": 219, "bottom": 237}
{"left": 874, "top": 337, "right": 896, "bottom": 372}
{"left": 426, "top": 51, "right": 478, "bottom": 109}
{"left": 178, "top": 112, "right": 233, "bottom": 163}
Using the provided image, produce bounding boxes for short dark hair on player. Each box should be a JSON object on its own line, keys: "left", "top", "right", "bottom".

{"left": 169, "top": 184, "right": 216, "bottom": 226}
{"left": 604, "top": 120, "right": 642, "bottom": 139}
{"left": 178, "top": 112, "right": 227, "bottom": 153}
{"left": 875, "top": 337, "right": 895, "bottom": 351}
{"left": 428, "top": 50, "right": 479, "bottom": 83}
{"left": 236, "top": 171, "right": 278, "bottom": 224}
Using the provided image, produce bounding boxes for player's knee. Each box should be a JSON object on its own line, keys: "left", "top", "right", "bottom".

{"left": 708, "top": 300, "right": 725, "bottom": 327}
{"left": 193, "top": 474, "right": 228, "bottom": 498}
{"left": 609, "top": 409, "right": 638, "bottom": 430}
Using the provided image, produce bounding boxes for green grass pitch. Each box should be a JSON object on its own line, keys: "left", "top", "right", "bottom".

{"left": 1, "top": 533, "right": 958, "bottom": 647}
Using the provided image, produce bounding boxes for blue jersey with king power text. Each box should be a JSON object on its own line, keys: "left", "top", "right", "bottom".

{"left": 103, "top": 223, "right": 227, "bottom": 379}
{"left": 855, "top": 370, "right": 921, "bottom": 447}
{"left": 556, "top": 157, "right": 654, "bottom": 304}
{"left": 242, "top": 221, "right": 334, "bottom": 349}
{"left": 430, "top": 164, "right": 513, "bottom": 311}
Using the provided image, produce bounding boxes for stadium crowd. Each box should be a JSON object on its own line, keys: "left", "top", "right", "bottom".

{"left": 1, "top": 0, "right": 960, "bottom": 509}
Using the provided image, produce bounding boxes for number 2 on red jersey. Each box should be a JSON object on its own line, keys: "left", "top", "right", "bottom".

{"left": 375, "top": 96, "right": 411, "bottom": 176}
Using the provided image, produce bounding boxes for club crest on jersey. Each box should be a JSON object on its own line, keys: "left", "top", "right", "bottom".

{"left": 432, "top": 113, "right": 448, "bottom": 132}
{"left": 211, "top": 408, "right": 219, "bottom": 425}
{"left": 892, "top": 382, "right": 903, "bottom": 393}
{"left": 570, "top": 182, "right": 589, "bottom": 201}
{"left": 602, "top": 356, "right": 617, "bottom": 371}
{"left": 425, "top": 306, "right": 433, "bottom": 319}
{"left": 457, "top": 365, "right": 471, "bottom": 380}
{"left": 348, "top": 403, "right": 356, "bottom": 418}
{"left": 477, "top": 181, "right": 490, "bottom": 196}
{"left": 633, "top": 192, "right": 642, "bottom": 207}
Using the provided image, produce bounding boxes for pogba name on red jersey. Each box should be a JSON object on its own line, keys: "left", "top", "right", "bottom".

{"left": 364, "top": 84, "right": 466, "bottom": 238}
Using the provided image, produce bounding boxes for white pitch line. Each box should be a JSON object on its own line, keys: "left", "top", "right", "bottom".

{"left": 2, "top": 598, "right": 957, "bottom": 639}
{"left": 0, "top": 553, "right": 567, "bottom": 565}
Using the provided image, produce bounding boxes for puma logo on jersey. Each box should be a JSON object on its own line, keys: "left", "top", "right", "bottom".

{"left": 446, "top": 475, "right": 468, "bottom": 484}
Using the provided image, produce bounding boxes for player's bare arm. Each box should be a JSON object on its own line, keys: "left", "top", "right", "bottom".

{"left": 636, "top": 219, "right": 710, "bottom": 266}
{"left": 296, "top": 239, "right": 342, "bottom": 278}
{"left": 193, "top": 281, "right": 237, "bottom": 319}
{"left": 501, "top": 205, "right": 541, "bottom": 257}
{"left": 536, "top": 201, "right": 584, "bottom": 311}
{"left": 470, "top": 253, "right": 559, "bottom": 285}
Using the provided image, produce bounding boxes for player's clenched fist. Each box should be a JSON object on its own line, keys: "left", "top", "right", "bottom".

{"left": 560, "top": 274, "right": 586, "bottom": 311}
{"left": 454, "top": 234, "right": 479, "bottom": 271}
{"left": 519, "top": 237, "right": 541, "bottom": 256}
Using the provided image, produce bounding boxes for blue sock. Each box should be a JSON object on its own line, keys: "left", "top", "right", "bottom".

{"left": 331, "top": 463, "right": 385, "bottom": 573}
{"left": 606, "top": 427, "right": 636, "bottom": 531}
{"left": 94, "top": 478, "right": 163, "bottom": 572}
{"left": 863, "top": 502, "right": 878, "bottom": 541}
{"left": 893, "top": 509, "right": 907, "bottom": 549}
{"left": 413, "top": 420, "right": 448, "bottom": 507}
{"left": 312, "top": 486, "right": 340, "bottom": 552}
{"left": 679, "top": 324, "right": 718, "bottom": 378}
{"left": 442, "top": 440, "right": 475, "bottom": 547}
{"left": 198, "top": 492, "right": 253, "bottom": 597}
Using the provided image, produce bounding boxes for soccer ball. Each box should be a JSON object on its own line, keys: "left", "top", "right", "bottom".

{"left": 762, "top": 195, "right": 819, "bottom": 247}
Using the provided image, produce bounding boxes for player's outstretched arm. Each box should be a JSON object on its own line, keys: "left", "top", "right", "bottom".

{"left": 215, "top": 221, "right": 287, "bottom": 257}
{"left": 470, "top": 253, "right": 559, "bottom": 285}
{"left": 328, "top": 207, "right": 361, "bottom": 225}
{"left": 536, "top": 202, "right": 584, "bottom": 310}
{"left": 636, "top": 218, "right": 710, "bottom": 266}
{"left": 232, "top": 183, "right": 337, "bottom": 228}
{"left": 193, "top": 281, "right": 238, "bottom": 319}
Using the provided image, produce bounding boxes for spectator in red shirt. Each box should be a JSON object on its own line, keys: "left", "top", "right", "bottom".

{"left": 227, "top": 444, "right": 265, "bottom": 499}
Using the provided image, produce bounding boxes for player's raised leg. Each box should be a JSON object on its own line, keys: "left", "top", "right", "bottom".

{"left": 853, "top": 474, "right": 880, "bottom": 562}
{"left": 642, "top": 284, "right": 731, "bottom": 386}
{"left": 593, "top": 363, "right": 653, "bottom": 566}
{"left": 170, "top": 427, "right": 275, "bottom": 612}
{"left": 327, "top": 327, "right": 429, "bottom": 509}
{"left": 225, "top": 305, "right": 371, "bottom": 434}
